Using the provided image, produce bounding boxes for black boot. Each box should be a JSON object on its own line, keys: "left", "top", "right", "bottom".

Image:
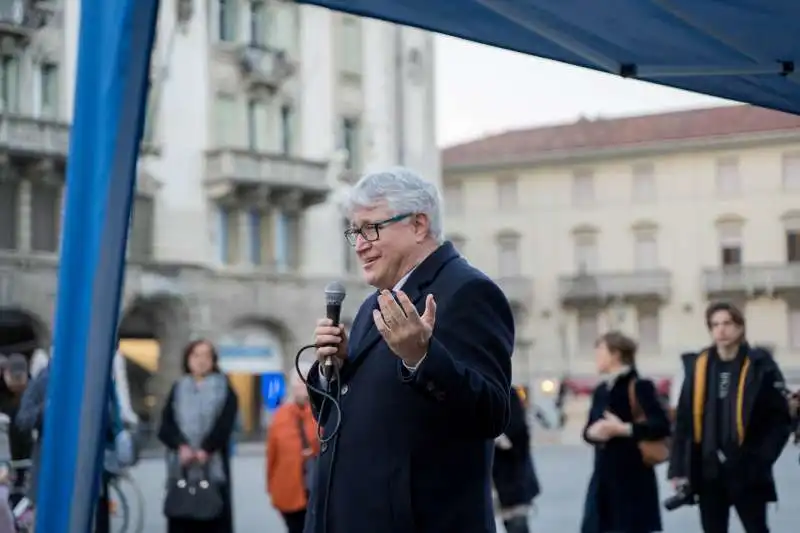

{"left": 503, "top": 515, "right": 530, "bottom": 533}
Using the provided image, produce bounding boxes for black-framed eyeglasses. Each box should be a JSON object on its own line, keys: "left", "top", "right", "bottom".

{"left": 344, "top": 213, "right": 413, "bottom": 246}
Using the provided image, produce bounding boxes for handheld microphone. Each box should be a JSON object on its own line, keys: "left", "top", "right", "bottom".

{"left": 323, "top": 281, "right": 347, "bottom": 379}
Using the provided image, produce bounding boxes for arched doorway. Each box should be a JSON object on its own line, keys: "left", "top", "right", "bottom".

{"left": 0, "top": 308, "right": 48, "bottom": 360}
{"left": 118, "top": 294, "right": 191, "bottom": 434}
{"left": 218, "top": 319, "right": 288, "bottom": 439}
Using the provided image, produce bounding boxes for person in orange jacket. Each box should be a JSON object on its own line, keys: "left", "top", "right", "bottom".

{"left": 267, "top": 372, "right": 319, "bottom": 533}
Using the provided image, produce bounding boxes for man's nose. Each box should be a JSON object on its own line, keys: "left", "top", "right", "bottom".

{"left": 355, "top": 234, "right": 371, "bottom": 252}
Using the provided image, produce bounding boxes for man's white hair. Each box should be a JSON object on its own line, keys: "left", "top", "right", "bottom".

{"left": 342, "top": 167, "right": 444, "bottom": 243}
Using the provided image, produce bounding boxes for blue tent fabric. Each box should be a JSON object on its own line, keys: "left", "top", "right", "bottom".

{"left": 300, "top": 0, "right": 800, "bottom": 115}
{"left": 36, "top": 0, "right": 159, "bottom": 532}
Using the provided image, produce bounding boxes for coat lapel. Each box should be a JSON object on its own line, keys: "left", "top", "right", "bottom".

{"left": 347, "top": 242, "right": 460, "bottom": 365}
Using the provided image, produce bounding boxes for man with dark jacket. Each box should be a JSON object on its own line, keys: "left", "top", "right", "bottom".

{"left": 668, "top": 301, "right": 791, "bottom": 533}
{"left": 308, "top": 168, "right": 514, "bottom": 533}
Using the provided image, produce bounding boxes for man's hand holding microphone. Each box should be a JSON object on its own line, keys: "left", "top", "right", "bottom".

{"left": 314, "top": 319, "right": 348, "bottom": 377}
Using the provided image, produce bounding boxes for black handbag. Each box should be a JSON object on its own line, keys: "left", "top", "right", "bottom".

{"left": 297, "top": 415, "right": 317, "bottom": 493}
{"left": 163, "top": 463, "right": 224, "bottom": 521}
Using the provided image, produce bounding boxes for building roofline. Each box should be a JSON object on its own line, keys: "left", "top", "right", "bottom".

{"left": 443, "top": 128, "right": 800, "bottom": 176}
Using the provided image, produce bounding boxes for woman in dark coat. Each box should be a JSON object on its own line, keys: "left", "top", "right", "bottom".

{"left": 580, "top": 332, "right": 671, "bottom": 533}
{"left": 492, "top": 385, "right": 540, "bottom": 533}
{"left": 158, "top": 340, "right": 239, "bottom": 533}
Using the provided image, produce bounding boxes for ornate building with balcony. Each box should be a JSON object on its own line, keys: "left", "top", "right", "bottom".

{"left": 442, "top": 104, "right": 800, "bottom": 396}
{"left": 0, "top": 0, "right": 439, "bottom": 434}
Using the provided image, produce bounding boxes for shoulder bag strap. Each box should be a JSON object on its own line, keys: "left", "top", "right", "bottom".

{"left": 628, "top": 379, "right": 646, "bottom": 422}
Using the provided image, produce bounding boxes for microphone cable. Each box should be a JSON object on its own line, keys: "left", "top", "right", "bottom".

{"left": 294, "top": 343, "right": 343, "bottom": 533}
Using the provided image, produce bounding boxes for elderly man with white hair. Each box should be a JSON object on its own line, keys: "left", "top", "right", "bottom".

{"left": 306, "top": 167, "right": 515, "bottom": 533}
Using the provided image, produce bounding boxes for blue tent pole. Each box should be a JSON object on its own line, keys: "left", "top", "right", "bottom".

{"left": 35, "top": 0, "right": 160, "bottom": 532}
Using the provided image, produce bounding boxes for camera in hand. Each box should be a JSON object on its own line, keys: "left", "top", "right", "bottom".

{"left": 663, "top": 482, "right": 695, "bottom": 511}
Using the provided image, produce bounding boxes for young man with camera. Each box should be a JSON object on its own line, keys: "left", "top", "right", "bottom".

{"left": 667, "top": 302, "right": 791, "bottom": 532}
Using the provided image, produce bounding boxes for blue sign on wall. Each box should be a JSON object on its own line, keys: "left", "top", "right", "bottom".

{"left": 261, "top": 373, "right": 285, "bottom": 411}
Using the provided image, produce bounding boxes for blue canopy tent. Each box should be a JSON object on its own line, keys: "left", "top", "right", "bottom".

{"left": 38, "top": 0, "right": 800, "bottom": 531}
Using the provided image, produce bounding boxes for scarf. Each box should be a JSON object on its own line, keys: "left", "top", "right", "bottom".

{"left": 168, "top": 372, "right": 228, "bottom": 482}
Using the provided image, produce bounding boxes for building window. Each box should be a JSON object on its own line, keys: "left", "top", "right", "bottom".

{"left": 0, "top": 179, "right": 18, "bottom": 250}
{"left": 214, "top": 94, "right": 239, "bottom": 146}
{"left": 128, "top": 195, "right": 154, "bottom": 261}
{"left": 783, "top": 153, "right": 800, "bottom": 191}
{"left": 343, "top": 218, "right": 356, "bottom": 274}
{"left": 444, "top": 182, "right": 463, "bottom": 215}
{"left": 637, "top": 307, "right": 660, "bottom": 351}
{"left": 513, "top": 339, "right": 533, "bottom": 384}
{"left": 788, "top": 230, "right": 800, "bottom": 262}
{"left": 574, "top": 233, "right": 598, "bottom": 272}
{"left": 39, "top": 63, "right": 59, "bottom": 118}
{"left": 715, "top": 157, "right": 741, "bottom": 197}
{"left": 249, "top": 0, "right": 269, "bottom": 46}
{"left": 280, "top": 104, "right": 294, "bottom": 155}
{"left": 497, "top": 233, "right": 520, "bottom": 277}
{"left": 341, "top": 117, "right": 361, "bottom": 171}
{"left": 790, "top": 307, "right": 800, "bottom": 350}
{"left": 284, "top": 211, "right": 302, "bottom": 270}
{"left": 632, "top": 163, "right": 656, "bottom": 202}
{"left": 0, "top": 55, "right": 20, "bottom": 112}
{"left": 572, "top": 170, "right": 594, "bottom": 206}
{"left": 218, "top": 0, "right": 238, "bottom": 42}
{"left": 248, "top": 209, "right": 273, "bottom": 266}
{"left": 718, "top": 222, "right": 742, "bottom": 266}
{"left": 338, "top": 16, "right": 362, "bottom": 76}
{"left": 634, "top": 230, "right": 658, "bottom": 270}
{"left": 496, "top": 176, "right": 517, "bottom": 209}
{"left": 577, "top": 311, "right": 599, "bottom": 350}
{"left": 142, "top": 98, "right": 157, "bottom": 146}
{"left": 246, "top": 99, "right": 269, "bottom": 151}
{"left": 30, "top": 182, "right": 60, "bottom": 253}
{"left": 219, "top": 206, "right": 240, "bottom": 265}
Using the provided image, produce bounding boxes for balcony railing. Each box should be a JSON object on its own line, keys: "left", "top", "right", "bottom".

{"left": 702, "top": 263, "right": 800, "bottom": 296}
{"left": 205, "top": 149, "right": 329, "bottom": 204}
{"left": 0, "top": 0, "right": 50, "bottom": 36}
{"left": 0, "top": 114, "right": 69, "bottom": 158}
{"left": 559, "top": 269, "right": 671, "bottom": 304}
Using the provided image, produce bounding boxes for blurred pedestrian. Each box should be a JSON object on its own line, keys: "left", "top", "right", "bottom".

{"left": 159, "top": 339, "right": 238, "bottom": 533}
{"left": 668, "top": 302, "right": 791, "bottom": 533}
{"left": 266, "top": 372, "right": 318, "bottom": 533}
{"left": 492, "top": 385, "right": 539, "bottom": 533}
{"left": 581, "top": 332, "right": 671, "bottom": 533}
{"left": 0, "top": 354, "right": 33, "bottom": 507}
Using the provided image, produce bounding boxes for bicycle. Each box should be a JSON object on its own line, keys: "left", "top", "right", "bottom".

{"left": 107, "top": 469, "right": 146, "bottom": 533}
{"left": 8, "top": 460, "right": 145, "bottom": 533}
{"left": 8, "top": 460, "right": 33, "bottom": 533}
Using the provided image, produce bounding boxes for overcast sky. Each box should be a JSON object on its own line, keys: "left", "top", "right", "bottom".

{"left": 434, "top": 35, "right": 735, "bottom": 148}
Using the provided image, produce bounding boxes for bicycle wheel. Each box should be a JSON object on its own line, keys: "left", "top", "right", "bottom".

{"left": 110, "top": 472, "right": 146, "bottom": 533}
{"left": 108, "top": 477, "right": 131, "bottom": 533}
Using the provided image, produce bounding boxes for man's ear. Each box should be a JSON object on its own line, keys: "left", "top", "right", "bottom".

{"left": 414, "top": 213, "right": 430, "bottom": 242}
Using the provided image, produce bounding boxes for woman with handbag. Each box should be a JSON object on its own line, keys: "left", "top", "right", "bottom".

{"left": 580, "top": 331, "right": 671, "bottom": 533}
{"left": 158, "top": 340, "right": 239, "bottom": 533}
{"left": 266, "top": 372, "right": 319, "bottom": 533}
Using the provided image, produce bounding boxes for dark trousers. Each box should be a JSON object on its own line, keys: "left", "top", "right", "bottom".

{"left": 698, "top": 484, "right": 769, "bottom": 533}
{"left": 281, "top": 510, "right": 307, "bottom": 533}
{"left": 94, "top": 474, "right": 110, "bottom": 533}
